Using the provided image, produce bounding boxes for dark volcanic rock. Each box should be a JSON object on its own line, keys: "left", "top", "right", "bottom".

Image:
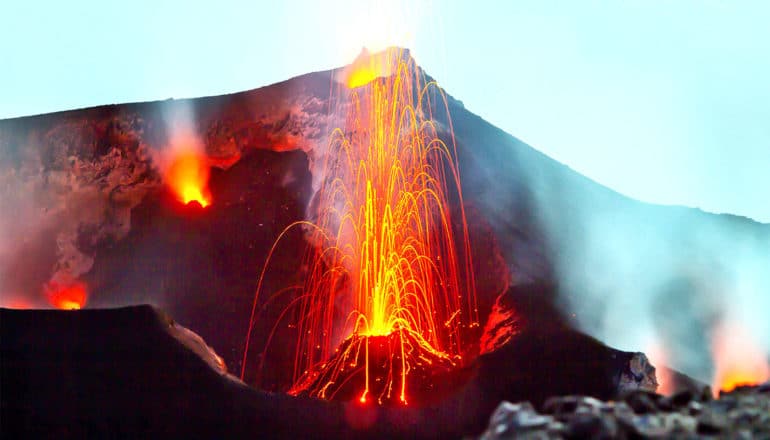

{"left": 618, "top": 353, "right": 658, "bottom": 393}
{"left": 0, "top": 305, "right": 431, "bottom": 439}
{"left": 479, "top": 382, "right": 770, "bottom": 439}
{"left": 1, "top": 305, "right": 676, "bottom": 438}
{"left": 82, "top": 146, "right": 314, "bottom": 387}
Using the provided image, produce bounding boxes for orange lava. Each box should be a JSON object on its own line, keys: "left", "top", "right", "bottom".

{"left": 479, "top": 294, "right": 519, "bottom": 355}
{"left": 244, "top": 48, "right": 478, "bottom": 405}
{"left": 1, "top": 296, "right": 33, "bottom": 309}
{"left": 290, "top": 330, "right": 457, "bottom": 405}
{"left": 345, "top": 49, "right": 395, "bottom": 88}
{"left": 347, "top": 64, "right": 378, "bottom": 89}
{"left": 165, "top": 151, "right": 212, "bottom": 207}
{"left": 712, "top": 321, "right": 770, "bottom": 393}
{"left": 646, "top": 341, "right": 675, "bottom": 395}
{"left": 45, "top": 280, "right": 87, "bottom": 310}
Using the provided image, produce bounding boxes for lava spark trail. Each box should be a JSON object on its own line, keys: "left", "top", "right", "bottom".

{"left": 244, "top": 49, "right": 478, "bottom": 406}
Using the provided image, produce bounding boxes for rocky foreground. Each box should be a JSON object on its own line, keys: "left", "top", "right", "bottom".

{"left": 1, "top": 304, "right": 676, "bottom": 439}
{"left": 479, "top": 382, "right": 770, "bottom": 439}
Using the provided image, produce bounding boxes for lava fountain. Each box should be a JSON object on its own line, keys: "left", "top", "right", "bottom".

{"left": 165, "top": 151, "right": 212, "bottom": 207}
{"left": 160, "top": 113, "right": 212, "bottom": 208}
{"left": 244, "top": 49, "right": 479, "bottom": 405}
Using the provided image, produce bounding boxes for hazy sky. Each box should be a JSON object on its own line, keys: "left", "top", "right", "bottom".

{"left": 1, "top": 0, "right": 768, "bottom": 222}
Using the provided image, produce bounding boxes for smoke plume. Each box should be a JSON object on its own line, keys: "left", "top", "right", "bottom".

{"left": 0, "top": 117, "right": 157, "bottom": 309}
{"left": 514, "top": 139, "right": 769, "bottom": 387}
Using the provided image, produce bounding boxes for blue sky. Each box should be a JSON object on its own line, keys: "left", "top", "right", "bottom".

{"left": 1, "top": 0, "right": 768, "bottom": 222}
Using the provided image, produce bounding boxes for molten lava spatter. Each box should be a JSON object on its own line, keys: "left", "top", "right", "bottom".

{"left": 45, "top": 279, "right": 87, "bottom": 310}
{"left": 345, "top": 49, "right": 393, "bottom": 88}
{"left": 290, "top": 330, "right": 458, "bottom": 405}
{"left": 712, "top": 321, "right": 770, "bottom": 393}
{"left": 244, "top": 48, "right": 478, "bottom": 405}
{"left": 166, "top": 151, "right": 212, "bottom": 207}
{"left": 479, "top": 294, "right": 519, "bottom": 355}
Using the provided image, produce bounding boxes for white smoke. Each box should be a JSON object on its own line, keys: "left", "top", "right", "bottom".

{"left": 450, "top": 97, "right": 770, "bottom": 387}
{"left": 522, "top": 150, "right": 770, "bottom": 386}
{"left": 0, "top": 117, "right": 157, "bottom": 308}
{"left": 157, "top": 101, "right": 205, "bottom": 169}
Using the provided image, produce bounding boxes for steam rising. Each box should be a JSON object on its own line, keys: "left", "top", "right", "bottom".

{"left": 157, "top": 102, "right": 211, "bottom": 207}
{"left": 0, "top": 119, "right": 157, "bottom": 308}
{"left": 509, "top": 138, "right": 770, "bottom": 387}
{"left": 444, "top": 88, "right": 770, "bottom": 389}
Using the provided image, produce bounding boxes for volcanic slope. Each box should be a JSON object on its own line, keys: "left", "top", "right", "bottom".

{"left": 0, "top": 51, "right": 767, "bottom": 386}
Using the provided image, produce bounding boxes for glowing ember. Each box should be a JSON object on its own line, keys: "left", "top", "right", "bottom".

{"left": 291, "top": 330, "right": 458, "bottom": 405}
{"left": 1, "top": 296, "right": 33, "bottom": 309}
{"left": 244, "top": 48, "right": 478, "bottom": 405}
{"left": 165, "top": 151, "right": 212, "bottom": 207}
{"left": 712, "top": 320, "right": 770, "bottom": 393}
{"left": 45, "top": 280, "right": 87, "bottom": 310}
{"left": 345, "top": 50, "right": 391, "bottom": 88}
{"left": 347, "top": 64, "right": 378, "bottom": 89}
{"left": 646, "top": 341, "right": 675, "bottom": 395}
{"left": 479, "top": 294, "right": 519, "bottom": 355}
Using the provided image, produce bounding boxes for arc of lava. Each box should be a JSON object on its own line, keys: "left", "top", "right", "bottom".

{"left": 243, "top": 48, "right": 478, "bottom": 405}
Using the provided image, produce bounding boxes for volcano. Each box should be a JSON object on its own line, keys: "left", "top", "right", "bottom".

{"left": 1, "top": 49, "right": 769, "bottom": 438}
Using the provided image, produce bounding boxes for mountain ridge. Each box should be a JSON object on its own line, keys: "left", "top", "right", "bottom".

{"left": 1, "top": 58, "right": 767, "bottom": 384}
{"left": 2, "top": 66, "right": 764, "bottom": 227}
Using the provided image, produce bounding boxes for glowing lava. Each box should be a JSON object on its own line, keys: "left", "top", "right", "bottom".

{"left": 165, "top": 151, "right": 212, "bottom": 207}
{"left": 244, "top": 48, "right": 478, "bottom": 405}
{"left": 646, "top": 341, "right": 675, "bottom": 395}
{"left": 45, "top": 280, "right": 87, "bottom": 310}
{"left": 290, "top": 330, "right": 458, "bottom": 405}
{"left": 0, "top": 296, "right": 33, "bottom": 309}
{"left": 345, "top": 49, "right": 393, "bottom": 88}
{"left": 712, "top": 320, "right": 770, "bottom": 393}
{"left": 347, "top": 63, "right": 378, "bottom": 89}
